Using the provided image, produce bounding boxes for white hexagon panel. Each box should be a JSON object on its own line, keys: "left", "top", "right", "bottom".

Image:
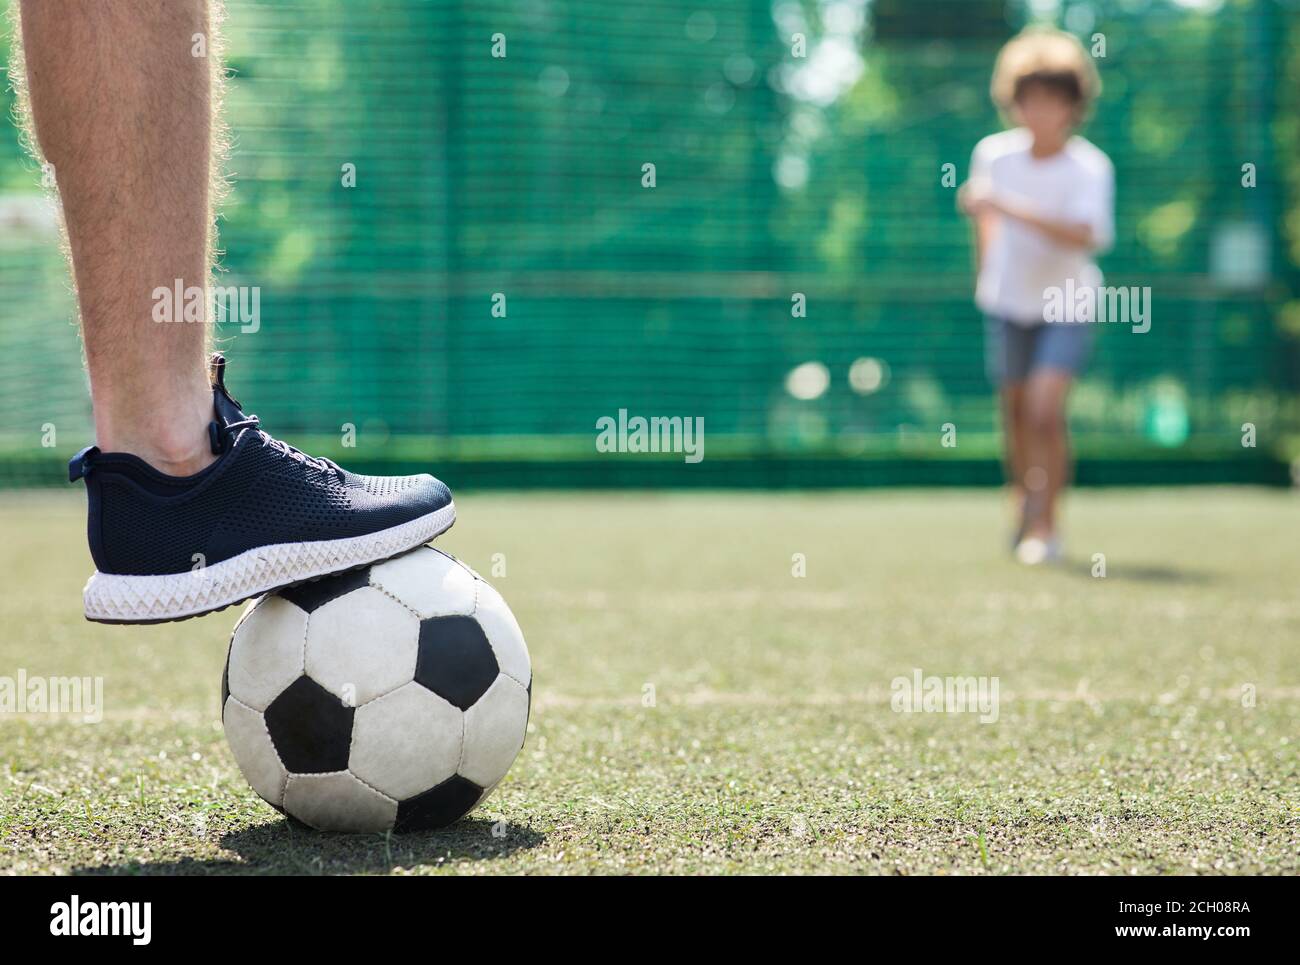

{"left": 459, "top": 674, "right": 530, "bottom": 788}
{"left": 225, "top": 595, "right": 307, "bottom": 711}
{"left": 369, "top": 546, "right": 478, "bottom": 619}
{"left": 473, "top": 580, "right": 532, "bottom": 689}
{"left": 283, "top": 772, "right": 397, "bottom": 833}
{"left": 350, "top": 681, "right": 463, "bottom": 801}
{"left": 305, "top": 586, "right": 419, "bottom": 705}
{"left": 221, "top": 697, "right": 288, "bottom": 807}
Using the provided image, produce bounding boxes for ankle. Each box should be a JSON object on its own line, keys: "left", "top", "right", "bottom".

{"left": 129, "top": 437, "right": 217, "bottom": 477}
{"left": 96, "top": 392, "right": 217, "bottom": 477}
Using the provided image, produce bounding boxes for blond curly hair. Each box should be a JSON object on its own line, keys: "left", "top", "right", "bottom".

{"left": 991, "top": 27, "right": 1101, "bottom": 115}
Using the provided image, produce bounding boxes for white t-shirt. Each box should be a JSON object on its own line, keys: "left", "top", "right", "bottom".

{"left": 970, "top": 129, "right": 1114, "bottom": 325}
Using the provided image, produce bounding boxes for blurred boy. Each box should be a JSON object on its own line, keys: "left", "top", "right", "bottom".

{"left": 959, "top": 27, "right": 1112, "bottom": 564}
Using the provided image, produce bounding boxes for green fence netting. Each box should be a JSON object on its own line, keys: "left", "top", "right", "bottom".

{"left": 0, "top": 0, "right": 1297, "bottom": 486}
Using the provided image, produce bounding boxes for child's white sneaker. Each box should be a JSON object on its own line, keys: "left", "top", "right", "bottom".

{"left": 1015, "top": 535, "right": 1062, "bottom": 566}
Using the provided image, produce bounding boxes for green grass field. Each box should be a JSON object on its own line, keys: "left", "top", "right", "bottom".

{"left": 0, "top": 488, "right": 1296, "bottom": 875}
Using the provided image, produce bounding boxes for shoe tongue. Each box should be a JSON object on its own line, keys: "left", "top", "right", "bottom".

{"left": 208, "top": 353, "right": 249, "bottom": 454}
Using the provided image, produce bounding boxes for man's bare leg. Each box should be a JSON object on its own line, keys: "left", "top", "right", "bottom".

{"left": 13, "top": 0, "right": 455, "bottom": 624}
{"left": 17, "top": 0, "right": 217, "bottom": 475}
{"left": 1021, "top": 369, "right": 1073, "bottom": 541}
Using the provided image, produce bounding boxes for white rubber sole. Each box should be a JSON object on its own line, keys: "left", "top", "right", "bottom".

{"left": 83, "top": 502, "right": 456, "bottom": 624}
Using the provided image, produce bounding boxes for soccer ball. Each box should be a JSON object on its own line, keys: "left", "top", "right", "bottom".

{"left": 220, "top": 546, "right": 531, "bottom": 832}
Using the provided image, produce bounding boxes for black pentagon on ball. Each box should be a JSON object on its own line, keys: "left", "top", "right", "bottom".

{"left": 414, "top": 615, "right": 499, "bottom": 710}
{"left": 278, "top": 565, "right": 371, "bottom": 613}
{"left": 264, "top": 676, "right": 355, "bottom": 773}
{"left": 394, "top": 774, "right": 484, "bottom": 832}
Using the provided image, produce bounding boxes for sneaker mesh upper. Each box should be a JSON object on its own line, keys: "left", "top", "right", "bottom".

{"left": 88, "top": 430, "right": 448, "bottom": 575}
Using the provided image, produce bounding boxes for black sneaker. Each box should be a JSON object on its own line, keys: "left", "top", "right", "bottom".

{"left": 69, "top": 354, "right": 455, "bottom": 624}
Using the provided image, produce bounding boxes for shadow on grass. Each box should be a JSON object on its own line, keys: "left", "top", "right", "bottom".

{"left": 1061, "top": 558, "right": 1215, "bottom": 585}
{"left": 70, "top": 816, "right": 545, "bottom": 875}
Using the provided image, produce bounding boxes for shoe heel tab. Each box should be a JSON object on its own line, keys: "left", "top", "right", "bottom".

{"left": 210, "top": 352, "right": 242, "bottom": 403}
{"left": 209, "top": 351, "right": 246, "bottom": 427}
{"left": 69, "top": 445, "right": 100, "bottom": 483}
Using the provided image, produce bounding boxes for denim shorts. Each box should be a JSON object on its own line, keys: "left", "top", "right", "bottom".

{"left": 984, "top": 316, "right": 1093, "bottom": 385}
